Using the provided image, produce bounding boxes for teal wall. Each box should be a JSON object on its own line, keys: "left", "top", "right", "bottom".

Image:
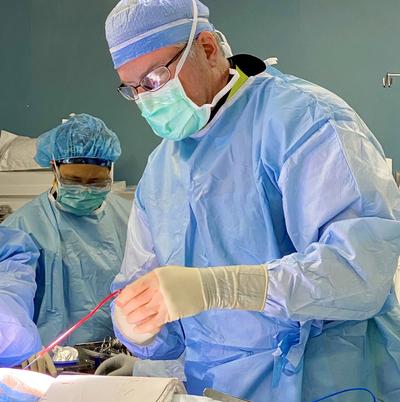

{"left": 1, "top": 1, "right": 399, "bottom": 184}
{"left": 0, "top": 0, "right": 32, "bottom": 134}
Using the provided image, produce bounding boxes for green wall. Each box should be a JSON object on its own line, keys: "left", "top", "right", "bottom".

{"left": 1, "top": 1, "right": 399, "bottom": 184}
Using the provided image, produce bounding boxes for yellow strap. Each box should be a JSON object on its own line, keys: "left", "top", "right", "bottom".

{"left": 227, "top": 66, "right": 249, "bottom": 100}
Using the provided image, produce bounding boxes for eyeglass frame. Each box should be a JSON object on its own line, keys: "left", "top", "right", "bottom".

{"left": 117, "top": 45, "right": 187, "bottom": 101}
{"left": 57, "top": 176, "right": 112, "bottom": 189}
{"left": 53, "top": 161, "right": 113, "bottom": 189}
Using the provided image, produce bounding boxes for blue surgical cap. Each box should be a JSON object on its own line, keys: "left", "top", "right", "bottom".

{"left": 105, "top": 0, "right": 215, "bottom": 69}
{"left": 35, "top": 114, "right": 121, "bottom": 168}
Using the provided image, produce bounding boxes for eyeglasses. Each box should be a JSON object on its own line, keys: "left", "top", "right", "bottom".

{"left": 59, "top": 177, "right": 112, "bottom": 190}
{"left": 53, "top": 164, "right": 112, "bottom": 189}
{"left": 117, "top": 46, "right": 186, "bottom": 101}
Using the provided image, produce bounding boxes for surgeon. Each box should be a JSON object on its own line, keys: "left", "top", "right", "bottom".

{"left": 103, "top": 1, "right": 400, "bottom": 401}
{"left": 0, "top": 227, "right": 41, "bottom": 367}
{"left": 3, "top": 114, "right": 131, "bottom": 349}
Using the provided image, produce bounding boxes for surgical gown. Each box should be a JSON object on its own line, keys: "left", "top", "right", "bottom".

{"left": 4, "top": 191, "right": 131, "bottom": 346}
{"left": 0, "top": 227, "right": 41, "bottom": 367}
{"left": 113, "top": 70, "right": 400, "bottom": 402}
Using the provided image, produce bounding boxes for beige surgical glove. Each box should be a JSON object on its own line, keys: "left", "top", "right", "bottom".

{"left": 156, "top": 265, "right": 268, "bottom": 322}
{"left": 115, "top": 265, "right": 268, "bottom": 336}
{"left": 21, "top": 352, "right": 57, "bottom": 377}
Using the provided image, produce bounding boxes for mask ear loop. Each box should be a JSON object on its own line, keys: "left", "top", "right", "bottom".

{"left": 174, "top": 0, "right": 199, "bottom": 77}
{"left": 49, "top": 156, "right": 60, "bottom": 198}
{"left": 51, "top": 156, "right": 64, "bottom": 193}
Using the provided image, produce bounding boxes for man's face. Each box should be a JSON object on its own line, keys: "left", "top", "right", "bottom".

{"left": 58, "top": 164, "right": 110, "bottom": 186}
{"left": 117, "top": 32, "right": 221, "bottom": 107}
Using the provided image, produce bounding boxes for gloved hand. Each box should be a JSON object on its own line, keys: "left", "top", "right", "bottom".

{"left": 0, "top": 368, "right": 54, "bottom": 400}
{"left": 115, "top": 264, "right": 268, "bottom": 335}
{"left": 20, "top": 352, "right": 57, "bottom": 377}
{"left": 94, "top": 354, "right": 137, "bottom": 376}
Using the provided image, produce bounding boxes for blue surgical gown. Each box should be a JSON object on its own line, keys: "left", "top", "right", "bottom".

{"left": 0, "top": 227, "right": 41, "bottom": 367}
{"left": 112, "top": 70, "right": 400, "bottom": 402}
{"left": 4, "top": 191, "right": 131, "bottom": 346}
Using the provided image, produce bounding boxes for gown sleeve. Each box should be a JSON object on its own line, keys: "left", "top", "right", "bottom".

{"left": 0, "top": 227, "right": 42, "bottom": 367}
{"left": 265, "top": 119, "right": 400, "bottom": 321}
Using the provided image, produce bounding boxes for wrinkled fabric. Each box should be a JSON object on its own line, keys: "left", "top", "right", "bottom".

{"left": 0, "top": 227, "right": 41, "bottom": 367}
{"left": 105, "top": 0, "right": 214, "bottom": 69}
{"left": 113, "top": 69, "right": 400, "bottom": 402}
{"left": 4, "top": 192, "right": 131, "bottom": 346}
{"left": 35, "top": 114, "right": 121, "bottom": 167}
{"left": 133, "top": 353, "right": 187, "bottom": 382}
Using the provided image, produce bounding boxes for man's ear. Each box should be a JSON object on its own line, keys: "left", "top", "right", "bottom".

{"left": 196, "top": 31, "right": 220, "bottom": 68}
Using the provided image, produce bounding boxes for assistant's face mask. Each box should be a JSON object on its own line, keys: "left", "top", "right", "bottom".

{"left": 56, "top": 184, "right": 109, "bottom": 216}
{"left": 135, "top": 0, "right": 239, "bottom": 141}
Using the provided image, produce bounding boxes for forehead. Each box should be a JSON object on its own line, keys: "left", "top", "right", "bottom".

{"left": 59, "top": 164, "right": 110, "bottom": 180}
{"left": 117, "top": 45, "right": 182, "bottom": 84}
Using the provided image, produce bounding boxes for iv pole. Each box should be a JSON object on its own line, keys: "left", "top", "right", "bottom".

{"left": 383, "top": 72, "right": 400, "bottom": 88}
{"left": 382, "top": 71, "right": 400, "bottom": 186}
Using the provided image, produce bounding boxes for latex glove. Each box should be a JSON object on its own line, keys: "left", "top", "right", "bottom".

{"left": 20, "top": 352, "right": 57, "bottom": 377}
{"left": 0, "top": 368, "right": 54, "bottom": 400}
{"left": 116, "top": 265, "right": 268, "bottom": 335}
{"left": 114, "top": 304, "right": 159, "bottom": 345}
{"left": 94, "top": 354, "right": 137, "bottom": 376}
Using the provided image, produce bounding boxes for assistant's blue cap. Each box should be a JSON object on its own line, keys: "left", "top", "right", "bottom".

{"left": 105, "top": 0, "right": 214, "bottom": 69}
{"left": 35, "top": 114, "right": 121, "bottom": 168}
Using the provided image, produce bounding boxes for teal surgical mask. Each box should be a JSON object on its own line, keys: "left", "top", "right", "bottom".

{"left": 135, "top": 0, "right": 239, "bottom": 141}
{"left": 56, "top": 183, "right": 109, "bottom": 216}
{"left": 136, "top": 68, "right": 239, "bottom": 141}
